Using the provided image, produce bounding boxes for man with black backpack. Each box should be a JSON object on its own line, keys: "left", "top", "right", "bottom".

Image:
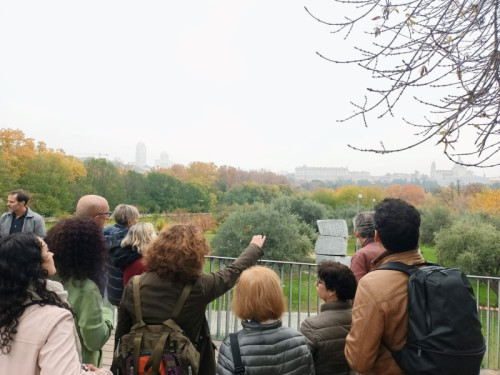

{"left": 345, "top": 198, "right": 485, "bottom": 375}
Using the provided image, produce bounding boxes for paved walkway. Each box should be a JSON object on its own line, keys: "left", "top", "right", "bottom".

{"left": 101, "top": 331, "right": 499, "bottom": 374}
{"left": 101, "top": 331, "right": 221, "bottom": 370}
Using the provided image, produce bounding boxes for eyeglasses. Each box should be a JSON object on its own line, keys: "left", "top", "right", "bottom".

{"left": 97, "top": 212, "right": 112, "bottom": 218}
{"left": 315, "top": 280, "right": 325, "bottom": 287}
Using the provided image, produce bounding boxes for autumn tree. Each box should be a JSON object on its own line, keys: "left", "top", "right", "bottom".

{"left": 311, "top": 188, "right": 338, "bottom": 208}
{"left": 216, "top": 165, "right": 290, "bottom": 192}
{"left": 0, "top": 129, "right": 37, "bottom": 182}
{"left": 21, "top": 152, "right": 86, "bottom": 216}
{"left": 306, "top": 0, "right": 500, "bottom": 167}
{"left": 385, "top": 184, "right": 426, "bottom": 206}
{"left": 469, "top": 188, "right": 500, "bottom": 217}
{"left": 0, "top": 129, "right": 88, "bottom": 215}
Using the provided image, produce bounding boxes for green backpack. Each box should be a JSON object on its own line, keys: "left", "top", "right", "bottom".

{"left": 113, "top": 276, "right": 200, "bottom": 375}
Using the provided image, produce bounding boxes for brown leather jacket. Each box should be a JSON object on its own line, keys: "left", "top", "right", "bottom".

{"left": 114, "top": 243, "right": 263, "bottom": 375}
{"left": 345, "top": 249, "right": 425, "bottom": 375}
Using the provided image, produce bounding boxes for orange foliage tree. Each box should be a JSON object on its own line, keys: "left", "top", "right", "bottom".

{"left": 385, "top": 184, "right": 426, "bottom": 206}
{"left": 470, "top": 189, "right": 500, "bottom": 217}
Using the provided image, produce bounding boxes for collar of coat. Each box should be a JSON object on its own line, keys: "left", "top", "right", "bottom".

{"left": 371, "top": 249, "right": 425, "bottom": 270}
{"left": 320, "top": 300, "right": 352, "bottom": 313}
{"left": 241, "top": 319, "right": 282, "bottom": 330}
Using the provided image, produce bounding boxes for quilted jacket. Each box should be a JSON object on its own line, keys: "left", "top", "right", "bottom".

{"left": 217, "top": 320, "right": 315, "bottom": 375}
{"left": 300, "top": 301, "right": 353, "bottom": 375}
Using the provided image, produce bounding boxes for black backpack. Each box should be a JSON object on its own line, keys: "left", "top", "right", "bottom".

{"left": 378, "top": 262, "right": 486, "bottom": 375}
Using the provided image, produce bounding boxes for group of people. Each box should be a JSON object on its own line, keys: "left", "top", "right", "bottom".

{"left": 0, "top": 189, "right": 468, "bottom": 374}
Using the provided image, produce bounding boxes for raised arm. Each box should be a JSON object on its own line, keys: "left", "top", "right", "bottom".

{"left": 201, "top": 235, "right": 265, "bottom": 302}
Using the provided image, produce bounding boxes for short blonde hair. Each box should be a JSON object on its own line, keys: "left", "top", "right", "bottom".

{"left": 121, "top": 222, "right": 157, "bottom": 254}
{"left": 232, "top": 266, "right": 285, "bottom": 323}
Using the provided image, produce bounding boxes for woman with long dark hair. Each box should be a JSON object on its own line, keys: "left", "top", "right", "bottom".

{"left": 46, "top": 216, "right": 113, "bottom": 367}
{"left": 0, "top": 232, "right": 110, "bottom": 374}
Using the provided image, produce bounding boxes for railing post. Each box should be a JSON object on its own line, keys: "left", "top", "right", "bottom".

{"left": 288, "top": 263, "right": 293, "bottom": 328}
{"left": 298, "top": 264, "right": 302, "bottom": 331}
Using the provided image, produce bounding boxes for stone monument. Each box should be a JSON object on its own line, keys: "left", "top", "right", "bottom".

{"left": 315, "top": 219, "right": 351, "bottom": 266}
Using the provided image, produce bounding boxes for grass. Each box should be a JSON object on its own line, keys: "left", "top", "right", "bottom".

{"left": 479, "top": 310, "right": 499, "bottom": 369}
{"left": 420, "top": 245, "right": 438, "bottom": 263}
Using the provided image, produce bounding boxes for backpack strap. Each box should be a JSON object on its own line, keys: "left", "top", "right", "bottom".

{"left": 229, "top": 333, "right": 245, "bottom": 375}
{"left": 132, "top": 276, "right": 146, "bottom": 325}
{"left": 171, "top": 284, "right": 192, "bottom": 320}
{"left": 144, "top": 332, "right": 170, "bottom": 375}
{"left": 377, "top": 261, "right": 436, "bottom": 275}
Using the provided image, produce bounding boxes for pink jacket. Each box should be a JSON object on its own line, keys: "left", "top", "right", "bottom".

{"left": 0, "top": 303, "right": 111, "bottom": 375}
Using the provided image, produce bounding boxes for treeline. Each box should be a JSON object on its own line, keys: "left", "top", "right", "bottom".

{"left": 0, "top": 129, "right": 292, "bottom": 216}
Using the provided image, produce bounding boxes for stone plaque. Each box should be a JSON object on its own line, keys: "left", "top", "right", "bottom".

{"left": 314, "top": 235, "right": 347, "bottom": 256}
{"left": 317, "top": 220, "right": 348, "bottom": 237}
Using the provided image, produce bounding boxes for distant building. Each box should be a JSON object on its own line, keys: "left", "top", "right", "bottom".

{"left": 155, "top": 151, "right": 172, "bottom": 169}
{"left": 294, "top": 165, "right": 370, "bottom": 182}
{"left": 292, "top": 162, "right": 490, "bottom": 187}
{"left": 430, "top": 161, "right": 488, "bottom": 186}
{"left": 134, "top": 142, "right": 147, "bottom": 172}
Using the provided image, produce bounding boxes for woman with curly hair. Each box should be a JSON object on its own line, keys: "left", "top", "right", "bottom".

{"left": 113, "top": 223, "right": 265, "bottom": 375}
{"left": 300, "top": 261, "right": 357, "bottom": 375}
{"left": 0, "top": 233, "right": 111, "bottom": 374}
{"left": 46, "top": 216, "right": 113, "bottom": 367}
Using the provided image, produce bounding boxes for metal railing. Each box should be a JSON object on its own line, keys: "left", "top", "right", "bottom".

{"left": 204, "top": 256, "right": 500, "bottom": 370}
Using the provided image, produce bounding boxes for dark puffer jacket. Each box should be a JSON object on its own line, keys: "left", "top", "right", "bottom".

{"left": 216, "top": 320, "right": 315, "bottom": 375}
{"left": 103, "top": 224, "right": 129, "bottom": 306}
{"left": 300, "top": 301, "right": 353, "bottom": 375}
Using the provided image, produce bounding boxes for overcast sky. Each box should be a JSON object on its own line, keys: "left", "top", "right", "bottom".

{"left": 0, "top": 0, "right": 497, "bottom": 178}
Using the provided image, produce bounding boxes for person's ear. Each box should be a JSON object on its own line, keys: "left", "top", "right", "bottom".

{"left": 354, "top": 229, "right": 360, "bottom": 239}
{"left": 374, "top": 230, "right": 381, "bottom": 242}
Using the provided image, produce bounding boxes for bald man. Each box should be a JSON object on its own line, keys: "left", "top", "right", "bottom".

{"left": 76, "top": 195, "right": 110, "bottom": 228}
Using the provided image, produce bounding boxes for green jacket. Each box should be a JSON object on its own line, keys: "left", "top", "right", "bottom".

{"left": 63, "top": 278, "right": 113, "bottom": 366}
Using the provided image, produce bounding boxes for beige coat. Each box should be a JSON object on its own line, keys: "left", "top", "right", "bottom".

{"left": 0, "top": 303, "right": 111, "bottom": 375}
{"left": 345, "top": 250, "right": 425, "bottom": 375}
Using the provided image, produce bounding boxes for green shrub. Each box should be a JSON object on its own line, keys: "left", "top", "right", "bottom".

{"left": 435, "top": 218, "right": 500, "bottom": 277}
{"left": 211, "top": 204, "right": 316, "bottom": 262}
{"left": 270, "top": 196, "right": 332, "bottom": 230}
{"left": 419, "top": 205, "right": 452, "bottom": 246}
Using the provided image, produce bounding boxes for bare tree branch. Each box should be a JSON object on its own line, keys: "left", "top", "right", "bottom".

{"left": 308, "top": 0, "right": 500, "bottom": 167}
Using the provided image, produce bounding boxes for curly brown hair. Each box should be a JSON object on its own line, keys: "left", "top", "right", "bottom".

{"left": 45, "top": 217, "right": 106, "bottom": 289}
{"left": 143, "top": 224, "right": 210, "bottom": 283}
